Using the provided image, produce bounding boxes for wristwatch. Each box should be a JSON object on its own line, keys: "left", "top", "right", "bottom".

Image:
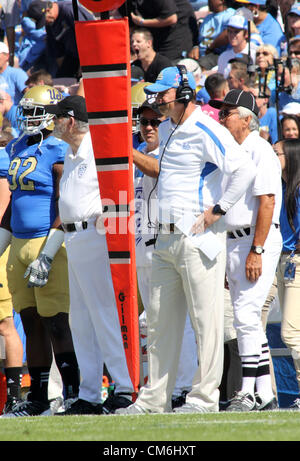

{"left": 251, "top": 245, "right": 265, "bottom": 255}
{"left": 212, "top": 204, "right": 226, "bottom": 216}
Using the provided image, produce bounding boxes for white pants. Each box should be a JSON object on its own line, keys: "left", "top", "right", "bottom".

{"left": 65, "top": 226, "right": 133, "bottom": 403}
{"left": 137, "top": 265, "right": 198, "bottom": 395}
{"left": 136, "top": 223, "right": 226, "bottom": 413}
{"left": 226, "top": 226, "right": 282, "bottom": 357}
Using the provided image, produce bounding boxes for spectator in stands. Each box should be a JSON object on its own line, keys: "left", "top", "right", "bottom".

{"left": 287, "top": 3, "right": 300, "bottom": 37}
{"left": 201, "top": 72, "right": 229, "bottom": 120}
{"left": 227, "top": 61, "right": 254, "bottom": 91}
{"left": 27, "top": 0, "right": 94, "bottom": 79}
{"left": 217, "top": 14, "right": 256, "bottom": 77}
{"left": 0, "top": 42, "right": 27, "bottom": 105}
{"left": 273, "top": 138, "right": 300, "bottom": 410}
{"left": 130, "top": 0, "right": 199, "bottom": 62}
{"left": 254, "top": 43, "right": 278, "bottom": 92}
{"left": 243, "top": 0, "right": 285, "bottom": 55}
{"left": 269, "top": 37, "right": 300, "bottom": 111}
{"left": 198, "top": 0, "right": 236, "bottom": 70}
{"left": 0, "top": 0, "right": 21, "bottom": 66}
{"left": 177, "top": 57, "right": 202, "bottom": 92}
{"left": 281, "top": 114, "right": 300, "bottom": 139}
{"left": 131, "top": 28, "right": 172, "bottom": 83}
{"left": 289, "top": 35, "right": 300, "bottom": 59}
{"left": 19, "top": 3, "right": 47, "bottom": 72}
{"left": 251, "top": 84, "right": 278, "bottom": 144}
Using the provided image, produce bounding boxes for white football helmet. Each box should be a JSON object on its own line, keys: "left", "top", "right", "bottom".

{"left": 17, "top": 85, "right": 64, "bottom": 135}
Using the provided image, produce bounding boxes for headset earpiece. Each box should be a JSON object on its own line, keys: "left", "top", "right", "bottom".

{"left": 175, "top": 65, "right": 194, "bottom": 106}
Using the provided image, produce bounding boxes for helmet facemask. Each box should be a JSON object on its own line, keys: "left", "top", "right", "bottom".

{"left": 17, "top": 103, "right": 55, "bottom": 135}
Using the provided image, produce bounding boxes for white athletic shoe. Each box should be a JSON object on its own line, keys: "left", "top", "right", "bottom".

{"left": 226, "top": 391, "right": 256, "bottom": 412}
{"left": 114, "top": 403, "right": 150, "bottom": 415}
{"left": 289, "top": 398, "right": 300, "bottom": 410}
{"left": 173, "top": 402, "right": 208, "bottom": 414}
{"left": 255, "top": 393, "right": 278, "bottom": 411}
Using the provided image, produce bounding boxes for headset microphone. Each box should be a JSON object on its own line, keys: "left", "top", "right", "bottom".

{"left": 152, "top": 95, "right": 189, "bottom": 109}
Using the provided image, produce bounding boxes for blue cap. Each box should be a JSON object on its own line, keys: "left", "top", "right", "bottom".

{"left": 227, "top": 15, "right": 248, "bottom": 30}
{"left": 289, "top": 4, "right": 300, "bottom": 16}
{"left": 196, "top": 87, "right": 210, "bottom": 104}
{"left": 144, "top": 67, "right": 196, "bottom": 94}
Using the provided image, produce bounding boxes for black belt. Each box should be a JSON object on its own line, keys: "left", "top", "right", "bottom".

{"left": 227, "top": 223, "right": 279, "bottom": 239}
{"left": 62, "top": 221, "right": 88, "bottom": 232}
{"left": 227, "top": 227, "right": 251, "bottom": 239}
{"left": 145, "top": 238, "right": 156, "bottom": 247}
{"left": 158, "top": 223, "right": 175, "bottom": 233}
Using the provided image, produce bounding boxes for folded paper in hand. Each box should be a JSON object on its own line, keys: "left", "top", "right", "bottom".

{"left": 176, "top": 212, "right": 223, "bottom": 261}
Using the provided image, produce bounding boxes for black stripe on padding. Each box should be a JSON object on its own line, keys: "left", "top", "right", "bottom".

{"left": 95, "top": 157, "right": 129, "bottom": 165}
{"left": 88, "top": 110, "right": 128, "bottom": 119}
{"left": 81, "top": 63, "right": 127, "bottom": 72}
{"left": 109, "top": 251, "right": 130, "bottom": 259}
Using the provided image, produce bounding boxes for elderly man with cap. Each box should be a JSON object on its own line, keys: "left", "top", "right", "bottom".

{"left": 209, "top": 89, "right": 282, "bottom": 411}
{"left": 115, "top": 65, "right": 256, "bottom": 415}
{"left": 44, "top": 95, "right": 134, "bottom": 415}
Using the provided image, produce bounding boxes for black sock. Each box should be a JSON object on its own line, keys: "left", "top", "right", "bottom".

{"left": 28, "top": 366, "right": 50, "bottom": 403}
{"left": 5, "top": 367, "right": 22, "bottom": 399}
{"left": 54, "top": 352, "right": 80, "bottom": 399}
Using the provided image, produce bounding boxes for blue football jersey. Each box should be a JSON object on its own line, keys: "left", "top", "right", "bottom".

{"left": 0, "top": 147, "right": 10, "bottom": 177}
{"left": 5, "top": 134, "right": 68, "bottom": 238}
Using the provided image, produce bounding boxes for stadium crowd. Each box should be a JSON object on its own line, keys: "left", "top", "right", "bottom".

{"left": 0, "top": 0, "right": 299, "bottom": 417}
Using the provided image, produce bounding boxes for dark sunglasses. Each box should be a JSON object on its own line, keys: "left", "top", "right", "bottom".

{"left": 256, "top": 51, "right": 271, "bottom": 57}
{"left": 218, "top": 108, "right": 238, "bottom": 120}
{"left": 140, "top": 117, "right": 161, "bottom": 127}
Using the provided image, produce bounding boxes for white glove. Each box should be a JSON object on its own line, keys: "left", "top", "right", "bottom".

{"left": 0, "top": 228, "right": 12, "bottom": 256}
{"left": 24, "top": 228, "right": 64, "bottom": 288}
{"left": 24, "top": 253, "right": 53, "bottom": 287}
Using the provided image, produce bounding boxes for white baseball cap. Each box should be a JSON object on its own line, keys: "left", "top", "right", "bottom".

{"left": 280, "top": 102, "right": 300, "bottom": 115}
{"left": 0, "top": 42, "right": 9, "bottom": 54}
{"left": 227, "top": 15, "right": 248, "bottom": 31}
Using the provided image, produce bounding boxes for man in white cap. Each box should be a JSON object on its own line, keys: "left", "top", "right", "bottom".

{"left": 217, "top": 14, "right": 256, "bottom": 77}
{"left": 116, "top": 65, "right": 256, "bottom": 414}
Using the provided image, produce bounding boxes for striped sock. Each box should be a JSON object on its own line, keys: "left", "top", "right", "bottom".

{"left": 240, "top": 355, "right": 259, "bottom": 396}
{"left": 28, "top": 366, "right": 50, "bottom": 403}
{"left": 255, "top": 342, "right": 274, "bottom": 400}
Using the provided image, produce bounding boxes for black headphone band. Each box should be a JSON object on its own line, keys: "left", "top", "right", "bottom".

{"left": 176, "top": 65, "right": 194, "bottom": 105}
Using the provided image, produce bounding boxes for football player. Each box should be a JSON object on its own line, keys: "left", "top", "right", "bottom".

{"left": 0, "top": 85, "right": 80, "bottom": 417}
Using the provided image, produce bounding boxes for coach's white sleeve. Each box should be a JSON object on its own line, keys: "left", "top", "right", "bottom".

{"left": 218, "top": 159, "right": 257, "bottom": 213}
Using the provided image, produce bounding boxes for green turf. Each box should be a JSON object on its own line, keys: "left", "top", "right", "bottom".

{"left": 0, "top": 411, "right": 300, "bottom": 441}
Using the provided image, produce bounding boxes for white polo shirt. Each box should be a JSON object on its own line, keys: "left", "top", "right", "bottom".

{"left": 224, "top": 130, "right": 282, "bottom": 230}
{"left": 157, "top": 106, "right": 253, "bottom": 224}
{"left": 59, "top": 131, "right": 102, "bottom": 223}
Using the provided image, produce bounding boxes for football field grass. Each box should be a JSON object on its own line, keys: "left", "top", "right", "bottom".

{"left": 0, "top": 410, "right": 300, "bottom": 443}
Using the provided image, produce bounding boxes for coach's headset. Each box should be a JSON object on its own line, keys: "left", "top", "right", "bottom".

{"left": 175, "top": 64, "right": 195, "bottom": 107}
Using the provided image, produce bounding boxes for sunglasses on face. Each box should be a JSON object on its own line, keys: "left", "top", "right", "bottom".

{"left": 256, "top": 51, "right": 271, "bottom": 57}
{"left": 140, "top": 117, "right": 161, "bottom": 127}
{"left": 218, "top": 108, "right": 238, "bottom": 120}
